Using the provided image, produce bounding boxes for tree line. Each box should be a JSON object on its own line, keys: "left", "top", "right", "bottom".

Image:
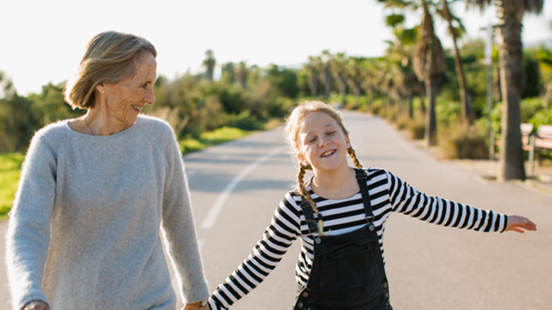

{"left": 1, "top": 0, "right": 551, "bottom": 182}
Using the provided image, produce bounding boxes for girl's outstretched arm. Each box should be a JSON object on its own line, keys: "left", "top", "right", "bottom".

{"left": 504, "top": 215, "right": 537, "bottom": 233}
{"left": 208, "top": 193, "right": 301, "bottom": 309}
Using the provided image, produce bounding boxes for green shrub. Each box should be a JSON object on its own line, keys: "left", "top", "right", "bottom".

{"left": 0, "top": 152, "right": 24, "bottom": 220}
{"left": 529, "top": 109, "right": 552, "bottom": 127}
{"left": 439, "top": 124, "right": 489, "bottom": 159}
{"left": 406, "top": 115, "right": 425, "bottom": 140}
{"left": 178, "top": 139, "right": 206, "bottom": 154}
{"left": 224, "top": 111, "right": 264, "bottom": 131}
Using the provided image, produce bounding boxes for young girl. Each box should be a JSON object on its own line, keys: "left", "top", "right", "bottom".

{"left": 205, "top": 100, "right": 536, "bottom": 310}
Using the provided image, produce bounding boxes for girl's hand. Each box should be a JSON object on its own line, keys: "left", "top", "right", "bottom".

{"left": 182, "top": 303, "right": 209, "bottom": 310}
{"left": 505, "top": 215, "right": 537, "bottom": 233}
{"left": 23, "top": 300, "right": 49, "bottom": 310}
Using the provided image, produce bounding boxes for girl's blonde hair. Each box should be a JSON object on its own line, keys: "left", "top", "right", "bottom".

{"left": 64, "top": 31, "right": 157, "bottom": 109}
{"left": 285, "top": 100, "right": 363, "bottom": 235}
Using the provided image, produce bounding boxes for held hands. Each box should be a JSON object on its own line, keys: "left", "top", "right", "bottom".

{"left": 23, "top": 300, "right": 49, "bottom": 310}
{"left": 505, "top": 215, "right": 537, "bottom": 233}
{"left": 182, "top": 304, "right": 209, "bottom": 310}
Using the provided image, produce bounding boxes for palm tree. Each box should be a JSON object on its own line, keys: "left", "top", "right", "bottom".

{"left": 384, "top": 13, "right": 421, "bottom": 118}
{"left": 202, "top": 49, "right": 216, "bottom": 81}
{"left": 413, "top": 3, "right": 447, "bottom": 146}
{"left": 220, "top": 62, "right": 236, "bottom": 84}
{"left": 465, "top": 0, "right": 543, "bottom": 180}
{"left": 380, "top": 0, "right": 474, "bottom": 125}
{"left": 305, "top": 56, "right": 321, "bottom": 97}
{"left": 346, "top": 57, "right": 367, "bottom": 107}
{"left": 320, "top": 50, "right": 333, "bottom": 98}
{"left": 330, "top": 52, "right": 349, "bottom": 105}
{"left": 235, "top": 62, "right": 249, "bottom": 89}
{"left": 439, "top": 0, "right": 475, "bottom": 124}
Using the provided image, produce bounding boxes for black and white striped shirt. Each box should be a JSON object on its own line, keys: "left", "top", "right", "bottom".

{"left": 208, "top": 168, "right": 508, "bottom": 309}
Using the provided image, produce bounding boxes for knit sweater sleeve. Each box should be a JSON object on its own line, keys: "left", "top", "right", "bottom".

{"left": 6, "top": 128, "right": 58, "bottom": 310}
{"left": 207, "top": 193, "right": 301, "bottom": 310}
{"left": 385, "top": 170, "right": 508, "bottom": 232}
{"left": 155, "top": 122, "right": 210, "bottom": 303}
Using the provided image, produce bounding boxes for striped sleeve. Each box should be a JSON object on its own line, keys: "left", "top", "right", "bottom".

{"left": 386, "top": 170, "right": 507, "bottom": 233}
{"left": 208, "top": 193, "right": 301, "bottom": 309}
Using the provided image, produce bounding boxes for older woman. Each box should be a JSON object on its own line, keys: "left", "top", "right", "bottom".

{"left": 6, "top": 31, "right": 210, "bottom": 310}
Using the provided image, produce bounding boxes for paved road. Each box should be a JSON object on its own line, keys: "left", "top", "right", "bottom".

{"left": 2, "top": 112, "right": 551, "bottom": 309}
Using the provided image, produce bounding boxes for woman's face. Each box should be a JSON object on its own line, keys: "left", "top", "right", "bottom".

{"left": 101, "top": 53, "right": 157, "bottom": 126}
{"left": 297, "top": 111, "right": 350, "bottom": 172}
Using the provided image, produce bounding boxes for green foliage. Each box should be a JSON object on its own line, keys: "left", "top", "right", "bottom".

{"left": 438, "top": 124, "right": 489, "bottom": 159}
{"left": 386, "top": 14, "right": 405, "bottom": 27}
{"left": 266, "top": 65, "right": 300, "bottom": 99}
{"left": 178, "top": 127, "right": 250, "bottom": 154}
{"left": 435, "top": 97, "right": 461, "bottom": 126}
{"left": 28, "top": 83, "right": 84, "bottom": 128}
{"left": 522, "top": 53, "right": 543, "bottom": 98}
{"left": 224, "top": 111, "right": 264, "bottom": 131}
{"left": 529, "top": 109, "right": 552, "bottom": 127}
{"left": 0, "top": 152, "right": 24, "bottom": 220}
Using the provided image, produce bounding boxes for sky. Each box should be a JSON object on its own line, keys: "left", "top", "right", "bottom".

{"left": 1, "top": 0, "right": 551, "bottom": 96}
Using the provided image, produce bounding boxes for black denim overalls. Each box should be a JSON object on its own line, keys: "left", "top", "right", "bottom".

{"left": 293, "top": 168, "right": 392, "bottom": 310}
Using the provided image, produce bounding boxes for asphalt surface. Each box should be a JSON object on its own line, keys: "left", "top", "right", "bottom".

{"left": 1, "top": 111, "right": 551, "bottom": 309}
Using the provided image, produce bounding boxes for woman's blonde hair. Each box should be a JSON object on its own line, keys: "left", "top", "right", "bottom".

{"left": 285, "top": 100, "right": 363, "bottom": 235}
{"left": 64, "top": 31, "right": 157, "bottom": 109}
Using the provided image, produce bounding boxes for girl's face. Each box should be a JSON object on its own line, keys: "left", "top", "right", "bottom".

{"left": 297, "top": 112, "right": 350, "bottom": 172}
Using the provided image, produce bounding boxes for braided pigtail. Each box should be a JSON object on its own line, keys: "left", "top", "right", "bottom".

{"left": 297, "top": 163, "right": 327, "bottom": 236}
{"left": 347, "top": 146, "right": 363, "bottom": 168}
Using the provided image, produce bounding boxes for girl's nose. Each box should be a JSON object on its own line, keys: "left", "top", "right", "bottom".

{"left": 319, "top": 137, "right": 330, "bottom": 147}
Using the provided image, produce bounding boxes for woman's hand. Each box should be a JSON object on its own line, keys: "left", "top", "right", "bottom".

{"left": 505, "top": 215, "right": 537, "bottom": 233}
{"left": 23, "top": 300, "right": 49, "bottom": 310}
{"left": 182, "top": 303, "right": 209, "bottom": 310}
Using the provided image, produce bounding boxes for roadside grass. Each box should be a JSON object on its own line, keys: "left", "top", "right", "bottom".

{"left": 0, "top": 127, "right": 257, "bottom": 220}
{"left": 179, "top": 126, "right": 252, "bottom": 154}
{"left": 0, "top": 153, "right": 24, "bottom": 220}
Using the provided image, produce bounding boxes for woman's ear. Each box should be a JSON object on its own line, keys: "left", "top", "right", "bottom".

{"left": 95, "top": 83, "right": 105, "bottom": 94}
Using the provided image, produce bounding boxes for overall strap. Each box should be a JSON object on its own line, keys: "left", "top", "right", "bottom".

{"left": 354, "top": 168, "right": 375, "bottom": 227}
{"left": 300, "top": 197, "right": 319, "bottom": 235}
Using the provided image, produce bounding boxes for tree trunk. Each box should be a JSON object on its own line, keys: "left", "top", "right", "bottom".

{"left": 543, "top": 83, "right": 552, "bottom": 108}
{"left": 424, "top": 78, "right": 438, "bottom": 146}
{"left": 496, "top": 1, "right": 526, "bottom": 181}
{"left": 441, "top": 0, "right": 475, "bottom": 125}
{"left": 338, "top": 74, "right": 347, "bottom": 105}
{"left": 322, "top": 66, "right": 332, "bottom": 98}
{"left": 408, "top": 94, "right": 414, "bottom": 119}
{"left": 308, "top": 75, "right": 318, "bottom": 97}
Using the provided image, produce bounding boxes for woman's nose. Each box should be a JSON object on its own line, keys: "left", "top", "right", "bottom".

{"left": 145, "top": 88, "right": 155, "bottom": 105}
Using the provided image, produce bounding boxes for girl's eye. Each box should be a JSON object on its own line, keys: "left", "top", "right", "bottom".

{"left": 307, "top": 137, "right": 317, "bottom": 144}
{"left": 327, "top": 131, "right": 336, "bottom": 135}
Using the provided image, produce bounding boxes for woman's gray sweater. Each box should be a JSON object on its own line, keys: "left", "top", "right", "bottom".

{"left": 6, "top": 115, "right": 209, "bottom": 310}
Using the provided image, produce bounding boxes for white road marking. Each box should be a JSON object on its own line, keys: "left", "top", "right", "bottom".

{"left": 201, "top": 146, "right": 285, "bottom": 229}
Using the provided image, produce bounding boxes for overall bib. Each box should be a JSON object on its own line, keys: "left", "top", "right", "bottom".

{"left": 293, "top": 169, "right": 392, "bottom": 310}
